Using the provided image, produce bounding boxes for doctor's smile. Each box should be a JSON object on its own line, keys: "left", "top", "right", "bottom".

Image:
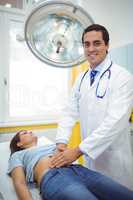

{"left": 83, "top": 31, "right": 109, "bottom": 69}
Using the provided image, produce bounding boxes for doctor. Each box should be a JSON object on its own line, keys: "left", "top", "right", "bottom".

{"left": 51, "top": 24, "right": 133, "bottom": 189}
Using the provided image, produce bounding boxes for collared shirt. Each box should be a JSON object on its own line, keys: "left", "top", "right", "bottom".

{"left": 89, "top": 55, "right": 110, "bottom": 80}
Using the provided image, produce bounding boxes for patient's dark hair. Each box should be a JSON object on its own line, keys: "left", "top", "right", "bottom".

{"left": 10, "top": 130, "right": 25, "bottom": 156}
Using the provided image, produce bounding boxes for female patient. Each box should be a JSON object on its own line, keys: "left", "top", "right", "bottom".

{"left": 8, "top": 130, "right": 133, "bottom": 200}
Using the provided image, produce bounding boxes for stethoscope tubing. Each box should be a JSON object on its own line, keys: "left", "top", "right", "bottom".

{"left": 79, "top": 61, "right": 113, "bottom": 98}
{"left": 96, "top": 62, "right": 112, "bottom": 98}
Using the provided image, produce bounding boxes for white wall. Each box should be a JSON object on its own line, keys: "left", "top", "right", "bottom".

{"left": 78, "top": 0, "right": 133, "bottom": 49}
{"left": 0, "top": 12, "right": 9, "bottom": 124}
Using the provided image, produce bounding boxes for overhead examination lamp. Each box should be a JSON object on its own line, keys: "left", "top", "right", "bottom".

{"left": 24, "top": 0, "right": 94, "bottom": 68}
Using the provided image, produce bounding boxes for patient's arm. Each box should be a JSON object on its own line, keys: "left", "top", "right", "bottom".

{"left": 11, "top": 166, "right": 33, "bottom": 200}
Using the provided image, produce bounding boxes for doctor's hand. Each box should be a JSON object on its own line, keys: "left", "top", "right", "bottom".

{"left": 56, "top": 143, "right": 67, "bottom": 152}
{"left": 50, "top": 147, "right": 83, "bottom": 168}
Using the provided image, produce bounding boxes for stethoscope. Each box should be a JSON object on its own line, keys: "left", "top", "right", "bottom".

{"left": 79, "top": 61, "right": 113, "bottom": 98}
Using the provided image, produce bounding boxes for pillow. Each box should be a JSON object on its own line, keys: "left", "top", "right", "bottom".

{"left": 0, "top": 136, "right": 54, "bottom": 200}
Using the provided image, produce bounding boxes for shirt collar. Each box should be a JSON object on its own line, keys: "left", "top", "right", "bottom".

{"left": 90, "top": 54, "right": 111, "bottom": 74}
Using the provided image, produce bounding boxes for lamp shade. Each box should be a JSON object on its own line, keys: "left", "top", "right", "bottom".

{"left": 25, "top": 0, "right": 94, "bottom": 68}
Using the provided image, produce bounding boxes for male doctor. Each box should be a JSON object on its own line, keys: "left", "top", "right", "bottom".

{"left": 51, "top": 24, "right": 133, "bottom": 189}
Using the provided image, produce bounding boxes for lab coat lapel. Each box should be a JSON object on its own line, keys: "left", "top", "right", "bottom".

{"left": 79, "top": 57, "right": 112, "bottom": 140}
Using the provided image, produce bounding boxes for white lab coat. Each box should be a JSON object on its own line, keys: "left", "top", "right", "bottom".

{"left": 56, "top": 56, "right": 133, "bottom": 189}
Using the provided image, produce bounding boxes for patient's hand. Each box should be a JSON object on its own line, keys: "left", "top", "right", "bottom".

{"left": 50, "top": 147, "right": 82, "bottom": 168}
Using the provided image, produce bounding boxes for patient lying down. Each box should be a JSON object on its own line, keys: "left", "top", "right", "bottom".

{"left": 8, "top": 130, "right": 133, "bottom": 200}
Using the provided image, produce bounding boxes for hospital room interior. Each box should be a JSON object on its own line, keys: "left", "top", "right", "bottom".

{"left": 0, "top": 0, "right": 133, "bottom": 199}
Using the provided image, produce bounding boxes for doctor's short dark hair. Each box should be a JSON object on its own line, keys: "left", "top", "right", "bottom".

{"left": 82, "top": 24, "right": 110, "bottom": 45}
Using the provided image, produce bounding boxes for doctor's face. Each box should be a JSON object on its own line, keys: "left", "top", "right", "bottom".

{"left": 83, "top": 31, "right": 109, "bottom": 69}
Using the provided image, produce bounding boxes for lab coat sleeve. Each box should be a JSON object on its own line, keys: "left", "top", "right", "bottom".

{"left": 79, "top": 72, "right": 133, "bottom": 159}
{"left": 56, "top": 73, "right": 84, "bottom": 144}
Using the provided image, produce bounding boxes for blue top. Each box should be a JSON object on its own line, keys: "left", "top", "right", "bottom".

{"left": 7, "top": 144, "right": 56, "bottom": 184}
